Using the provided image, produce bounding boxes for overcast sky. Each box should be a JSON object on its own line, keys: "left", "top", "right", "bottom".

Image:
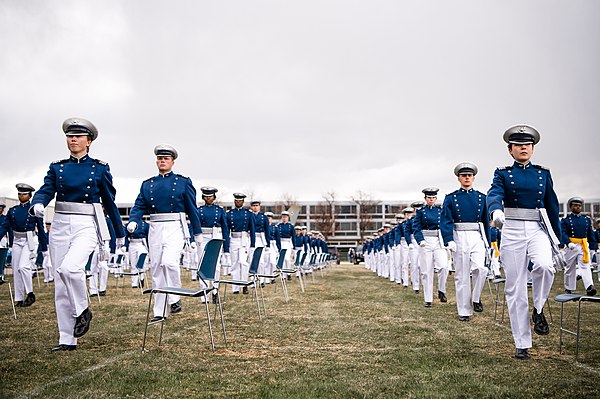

{"left": 1, "top": 1, "right": 598, "bottom": 205}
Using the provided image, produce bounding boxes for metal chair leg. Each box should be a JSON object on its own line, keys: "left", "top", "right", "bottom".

{"left": 158, "top": 294, "right": 168, "bottom": 346}
{"left": 142, "top": 291, "right": 154, "bottom": 352}
{"left": 204, "top": 297, "right": 215, "bottom": 352}
{"left": 298, "top": 271, "right": 305, "bottom": 293}
{"left": 8, "top": 282, "right": 17, "bottom": 319}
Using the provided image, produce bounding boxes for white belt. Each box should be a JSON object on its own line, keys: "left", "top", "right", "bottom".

{"left": 55, "top": 201, "right": 94, "bottom": 215}
{"left": 130, "top": 238, "right": 145, "bottom": 243}
{"left": 504, "top": 208, "right": 541, "bottom": 222}
{"left": 150, "top": 213, "right": 181, "bottom": 222}
{"left": 422, "top": 230, "right": 439, "bottom": 237}
{"left": 454, "top": 223, "right": 480, "bottom": 231}
{"left": 281, "top": 238, "right": 292, "bottom": 242}
{"left": 13, "top": 231, "right": 28, "bottom": 238}
{"left": 202, "top": 227, "right": 222, "bottom": 234}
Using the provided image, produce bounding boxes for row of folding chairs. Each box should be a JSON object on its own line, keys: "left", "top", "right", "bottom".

{"left": 141, "top": 240, "right": 334, "bottom": 352}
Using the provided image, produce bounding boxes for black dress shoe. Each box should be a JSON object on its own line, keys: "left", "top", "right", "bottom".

{"left": 473, "top": 301, "right": 483, "bottom": 313}
{"left": 458, "top": 315, "right": 470, "bottom": 321}
{"left": 287, "top": 275, "right": 292, "bottom": 281}
{"left": 414, "top": 290, "right": 419, "bottom": 295}
{"left": 232, "top": 291, "right": 240, "bottom": 294}
{"left": 23, "top": 292, "right": 36, "bottom": 307}
{"left": 212, "top": 293, "right": 220, "bottom": 304}
{"left": 149, "top": 316, "right": 166, "bottom": 323}
{"left": 515, "top": 348, "right": 530, "bottom": 360}
{"left": 15, "top": 300, "right": 24, "bottom": 307}
{"left": 532, "top": 307, "right": 549, "bottom": 335}
{"left": 242, "top": 287, "right": 249, "bottom": 295}
{"left": 260, "top": 283, "right": 265, "bottom": 288}
{"left": 51, "top": 344, "right": 76, "bottom": 352}
{"left": 586, "top": 285, "right": 597, "bottom": 296}
{"left": 170, "top": 301, "right": 182, "bottom": 314}
{"left": 438, "top": 291, "right": 447, "bottom": 303}
{"left": 73, "top": 308, "right": 93, "bottom": 338}
{"left": 565, "top": 289, "right": 573, "bottom": 294}
{"left": 424, "top": 302, "right": 432, "bottom": 308}
{"left": 98, "top": 291, "right": 106, "bottom": 297}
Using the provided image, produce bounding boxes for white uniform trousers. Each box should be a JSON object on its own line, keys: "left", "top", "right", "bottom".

{"left": 251, "top": 233, "right": 268, "bottom": 283}
{"left": 453, "top": 230, "right": 487, "bottom": 317}
{"left": 88, "top": 246, "right": 108, "bottom": 295}
{"left": 265, "top": 239, "right": 278, "bottom": 279}
{"left": 128, "top": 240, "right": 148, "bottom": 287}
{"left": 501, "top": 219, "right": 555, "bottom": 349}
{"left": 408, "top": 244, "right": 421, "bottom": 291}
{"left": 196, "top": 230, "right": 223, "bottom": 293}
{"left": 42, "top": 251, "right": 54, "bottom": 283}
{"left": 280, "top": 238, "right": 293, "bottom": 277}
{"left": 50, "top": 213, "right": 98, "bottom": 346}
{"left": 419, "top": 236, "right": 449, "bottom": 303}
{"left": 564, "top": 244, "right": 594, "bottom": 291}
{"left": 400, "top": 240, "right": 410, "bottom": 287}
{"left": 11, "top": 236, "right": 35, "bottom": 301}
{"left": 148, "top": 220, "right": 183, "bottom": 318}
{"left": 230, "top": 233, "right": 250, "bottom": 292}
{"left": 392, "top": 246, "right": 401, "bottom": 283}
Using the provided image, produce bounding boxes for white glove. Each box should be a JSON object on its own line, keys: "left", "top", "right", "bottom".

{"left": 446, "top": 241, "right": 457, "bottom": 253}
{"left": 33, "top": 203, "right": 45, "bottom": 218}
{"left": 492, "top": 210, "right": 505, "bottom": 228}
{"left": 29, "top": 251, "right": 37, "bottom": 261}
{"left": 42, "top": 251, "right": 49, "bottom": 258}
{"left": 194, "top": 234, "right": 202, "bottom": 244}
{"left": 126, "top": 222, "right": 137, "bottom": 233}
{"left": 408, "top": 243, "right": 415, "bottom": 250}
{"left": 419, "top": 241, "right": 427, "bottom": 248}
{"left": 116, "top": 237, "right": 125, "bottom": 248}
{"left": 264, "top": 246, "right": 270, "bottom": 254}
{"left": 567, "top": 242, "right": 577, "bottom": 250}
{"left": 190, "top": 241, "right": 197, "bottom": 250}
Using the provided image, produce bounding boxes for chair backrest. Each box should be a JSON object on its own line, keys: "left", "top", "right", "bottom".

{"left": 300, "top": 252, "right": 307, "bottom": 265}
{"left": 275, "top": 249, "right": 287, "bottom": 270}
{"left": 309, "top": 253, "right": 316, "bottom": 265}
{"left": 198, "top": 239, "right": 224, "bottom": 282}
{"left": 0, "top": 248, "right": 8, "bottom": 278}
{"left": 248, "top": 247, "right": 264, "bottom": 275}
{"left": 135, "top": 252, "right": 148, "bottom": 270}
{"left": 115, "top": 254, "right": 124, "bottom": 265}
{"left": 85, "top": 252, "right": 95, "bottom": 272}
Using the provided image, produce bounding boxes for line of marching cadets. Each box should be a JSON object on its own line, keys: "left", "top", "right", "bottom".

{"left": 0, "top": 117, "right": 333, "bottom": 357}
{"left": 360, "top": 126, "right": 600, "bottom": 360}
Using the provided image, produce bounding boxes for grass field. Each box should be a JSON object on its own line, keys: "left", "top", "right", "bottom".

{"left": 1, "top": 263, "right": 599, "bottom": 399}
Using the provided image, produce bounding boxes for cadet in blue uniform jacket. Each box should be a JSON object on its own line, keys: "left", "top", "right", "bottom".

{"left": 250, "top": 200, "right": 270, "bottom": 285}
{"left": 226, "top": 193, "right": 255, "bottom": 293}
{"left": 413, "top": 188, "right": 449, "bottom": 307}
{"left": 486, "top": 125, "right": 560, "bottom": 360}
{"left": 403, "top": 207, "right": 421, "bottom": 292}
{"left": 128, "top": 144, "right": 201, "bottom": 322}
{"left": 277, "top": 211, "right": 295, "bottom": 279}
{"left": 30, "top": 118, "right": 125, "bottom": 352}
{"left": 440, "top": 162, "right": 490, "bottom": 321}
{"left": 0, "top": 184, "right": 47, "bottom": 307}
{"left": 560, "top": 197, "right": 597, "bottom": 296}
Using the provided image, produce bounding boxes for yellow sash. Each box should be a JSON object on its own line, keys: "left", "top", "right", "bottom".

{"left": 569, "top": 237, "right": 590, "bottom": 263}
{"left": 491, "top": 242, "right": 499, "bottom": 257}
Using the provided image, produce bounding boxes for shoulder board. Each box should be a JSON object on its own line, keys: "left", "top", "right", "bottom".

{"left": 52, "top": 159, "right": 69, "bottom": 164}
{"left": 533, "top": 164, "right": 550, "bottom": 171}
{"left": 142, "top": 177, "right": 154, "bottom": 184}
{"left": 496, "top": 166, "right": 511, "bottom": 171}
{"left": 94, "top": 159, "right": 108, "bottom": 166}
{"left": 175, "top": 173, "right": 190, "bottom": 179}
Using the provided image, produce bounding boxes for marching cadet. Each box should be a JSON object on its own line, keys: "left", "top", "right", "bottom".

{"left": 196, "top": 187, "right": 230, "bottom": 302}
{"left": 226, "top": 193, "right": 255, "bottom": 293}
{"left": 397, "top": 213, "right": 410, "bottom": 288}
{"left": 128, "top": 144, "right": 201, "bottom": 322}
{"left": 31, "top": 118, "right": 125, "bottom": 351}
{"left": 277, "top": 211, "right": 295, "bottom": 280}
{"left": 0, "top": 203, "right": 11, "bottom": 248}
{"left": 293, "top": 226, "right": 305, "bottom": 275}
{"left": 561, "top": 197, "right": 597, "bottom": 296}
{"left": 487, "top": 125, "right": 561, "bottom": 360}
{"left": 390, "top": 220, "right": 402, "bottom": 284}
{"left": 413, "top": 189, "right": 449, "bottom": 307}
{"left": 301, "top": 226, "right": 311, "bottom": 269}
{"left": 126, "top": 219, "right": 149, "bottom": 288}
{"left": 0, "top": 184, "right": 47, "bottom": 307}
{"left": 440, "top": 162, "right": 490, "bottom": 321}
{"left": 404, "top": 206, "right": 421, "bottom": 293}
{"left": 382, "top": 224, "right": 392, "bottom": 279}
{"left": 250, "top": 200, "right": 269, "bottom": 286}
{"left": 265, "top": 211, "right": 280, "bottom": 282}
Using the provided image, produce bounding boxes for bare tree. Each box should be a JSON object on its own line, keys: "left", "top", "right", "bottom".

{"left": 276, "top": 192, "right": 298, "bottom": 215}
{"left": 312, "top": 191, "right": 337, "bottom": 240}
{"left": 351, "top": 190, "right": 380, "bottom": 241}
